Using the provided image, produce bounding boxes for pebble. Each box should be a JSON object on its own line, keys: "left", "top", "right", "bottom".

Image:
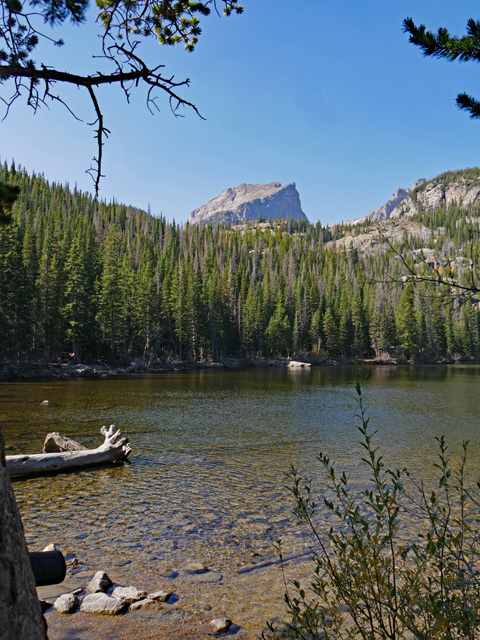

{"left": 184, "top": 562, "right": 208, "bottom": 573}
{"left": 210, "top": 618, "right": 232, "bottom": 633}
{"left": 54, "top": 593, "right": 79, "bottom": 614}
{"left": 86, "top": 570, "right": 113, "bottom": 593}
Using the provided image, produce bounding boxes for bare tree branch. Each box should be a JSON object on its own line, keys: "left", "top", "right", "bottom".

{"left": 376, "top": 225, "right": 480, "bottom": 297}
{"left": 0, "top": 0, "right": 243, "bottom": 193}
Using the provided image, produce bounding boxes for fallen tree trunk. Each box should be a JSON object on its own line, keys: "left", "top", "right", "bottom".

{"left": 6, "top": 425, "right": 131, "bottom": 478}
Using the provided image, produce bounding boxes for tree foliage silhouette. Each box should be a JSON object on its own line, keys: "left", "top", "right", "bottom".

{"left": 404, "top": 16, "right": 480, "bottom": 120}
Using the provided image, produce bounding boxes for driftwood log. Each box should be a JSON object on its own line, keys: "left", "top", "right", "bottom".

{"left": 43, "top": 432, "right": 86, "bottom": 453}
{"left": 6, "top": 425, "right": 131, "bottom": 478}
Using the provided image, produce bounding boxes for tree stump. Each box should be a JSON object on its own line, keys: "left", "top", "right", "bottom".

{"left": 0, "top": 424, "right": 47, "bottom": 639}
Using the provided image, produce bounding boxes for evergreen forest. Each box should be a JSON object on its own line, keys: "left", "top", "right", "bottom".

{"left": 1, "top": 162, "right": 480, "bottom": 366}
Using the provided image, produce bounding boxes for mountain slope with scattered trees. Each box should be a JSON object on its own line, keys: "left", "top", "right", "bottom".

{"left": 1, "top": 162, "right": 480, "bottom": 367}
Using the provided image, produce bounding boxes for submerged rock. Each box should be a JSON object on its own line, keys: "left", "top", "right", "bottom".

{"left": 129, "top": 598, "right": 160, "bottom": 611}
{"left": 184, "top": 562, "right": 208, "bottom": 573}
{"left": 147, "top": 590, "right": 172, "bottom": 602}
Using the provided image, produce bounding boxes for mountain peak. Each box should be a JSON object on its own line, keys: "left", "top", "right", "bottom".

{"left": 189, "top": 182, "right": 308, "bottom": 225}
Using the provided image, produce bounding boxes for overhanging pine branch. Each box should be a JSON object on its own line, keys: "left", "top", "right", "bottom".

{"left": 0, "top": 61, "right": 203, "bottom": 192}
{"left": 0, "top": 64, "right": 161, "bottom": 86}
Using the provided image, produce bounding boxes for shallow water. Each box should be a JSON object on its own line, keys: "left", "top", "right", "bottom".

{"left": 2, "top": 365, "right": 480, "bottom": 637}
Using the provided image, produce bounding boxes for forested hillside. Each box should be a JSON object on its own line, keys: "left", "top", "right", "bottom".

{"left": 1, "top": 162, "right": 479, "bottom": 366}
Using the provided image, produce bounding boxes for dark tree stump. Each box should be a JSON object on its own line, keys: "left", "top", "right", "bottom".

{"left": 0, "top": 425, "right": 47, "bottom": 640}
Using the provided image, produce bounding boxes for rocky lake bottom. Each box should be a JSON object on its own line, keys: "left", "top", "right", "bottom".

{"left": 3, "top": 365, "right": 480, "bottom": 638}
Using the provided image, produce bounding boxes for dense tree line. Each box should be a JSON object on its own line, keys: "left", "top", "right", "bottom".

{"left": 0, "top": 162, "right": 479, "bottom": 365}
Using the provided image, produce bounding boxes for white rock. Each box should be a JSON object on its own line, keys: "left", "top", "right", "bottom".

{"left": 80, "top": 593, "right": 128, "bottom": 615}
{"left": 40, "top": 400, "right": 49, "bottom": 406}
{"left": 54, "top": 593, "right": 78, "bottom": 614}
{"left": 111, "top": 586, "right": 147, "bottom": 603}
{"left": 210, "top": 618, "right": 232, "bottom": 633}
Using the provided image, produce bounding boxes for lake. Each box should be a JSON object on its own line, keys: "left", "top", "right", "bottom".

{"left": 2, "top": 364, "right": 480, "bottom": 638}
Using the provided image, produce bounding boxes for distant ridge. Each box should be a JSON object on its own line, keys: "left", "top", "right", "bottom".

{"left": 189, "top": 182, "right": 308, "bottom": 225}
{"left": 365, "top": 179, "right": 427, "bottom": 223}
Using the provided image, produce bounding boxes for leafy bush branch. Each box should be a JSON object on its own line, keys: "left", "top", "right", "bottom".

{"left": 264, "top": 375, "right": 480, "bottom": 640}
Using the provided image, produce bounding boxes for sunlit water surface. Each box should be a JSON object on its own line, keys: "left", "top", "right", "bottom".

{"left": 2, "top": 365, "right": 480, "bottom": 637}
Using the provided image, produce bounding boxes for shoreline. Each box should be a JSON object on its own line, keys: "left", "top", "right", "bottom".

{"left": 0, "top": 354, "right": 476, "bottom": 381}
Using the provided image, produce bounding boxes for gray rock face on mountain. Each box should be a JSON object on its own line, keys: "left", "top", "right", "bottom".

{"left": 391, "top": 174, "right": 480, "bottom": 218}
{"left": 365, "top": 179, "right": 427, "bottom": 223}
{"left": 366, "top": 187, "right": 411, "bottom": 223}
{"left": 189, "top": 182, "right": 308, "bottom": 225}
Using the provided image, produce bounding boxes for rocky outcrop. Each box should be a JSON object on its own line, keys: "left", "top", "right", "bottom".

{"left": 189, "top": 182, "right": 308, "bottom": 225}
{"left": 364, "top": 179, "right": 427, "bottom": 223}
{"left": 391, "top": 171, "right": 480, "bottom": 219}
{"left": 366, "top": 187, "right": 411, "bottom": 223}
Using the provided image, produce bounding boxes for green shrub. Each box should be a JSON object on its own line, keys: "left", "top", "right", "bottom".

{"left": 264, "top": 376, "right": 480, "bottom": 640}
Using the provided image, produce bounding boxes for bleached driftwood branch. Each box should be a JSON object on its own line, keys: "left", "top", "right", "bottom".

{"left": 6, "top": 426, "right": 131, "bottom": 478}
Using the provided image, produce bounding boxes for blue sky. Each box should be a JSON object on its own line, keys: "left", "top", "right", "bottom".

{"left": 2, "top": 1, "right": 480, "bottom": 224}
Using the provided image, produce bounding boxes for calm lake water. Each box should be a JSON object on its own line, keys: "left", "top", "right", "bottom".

{"left": 2, "top": 365, "right": 480, "bottom": 637}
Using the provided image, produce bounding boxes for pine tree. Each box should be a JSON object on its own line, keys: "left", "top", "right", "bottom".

{"left": 396, "top": 283, "right": 417, "bottom": 359}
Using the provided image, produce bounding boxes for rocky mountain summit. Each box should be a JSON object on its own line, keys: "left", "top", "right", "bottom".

{"left": 328, "top": 168, "right": 480, "bottom": 263}
{"left": 348, "top": 169, "right": 480, "bottom": 226}
{"left": 365, "top": 179, "right": 427, "bottom": 223}
{"left": 390, "top": 169, "right": 480, "bottom": 219}
{"left": 189, "top": 182, "right": 308, "bottom": 225}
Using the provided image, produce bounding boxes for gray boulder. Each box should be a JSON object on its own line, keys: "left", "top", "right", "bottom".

{"left": 86, "top": 571, "right": 113, "bottom": 593}
{"left": 53, "top": 593, "right": 78, "bottom": 614}
{"left": 80, "top": 593, "right": 128, "bottom": 615}
{"left": 111, "top": 586, "right": 147, "bottom": 603}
